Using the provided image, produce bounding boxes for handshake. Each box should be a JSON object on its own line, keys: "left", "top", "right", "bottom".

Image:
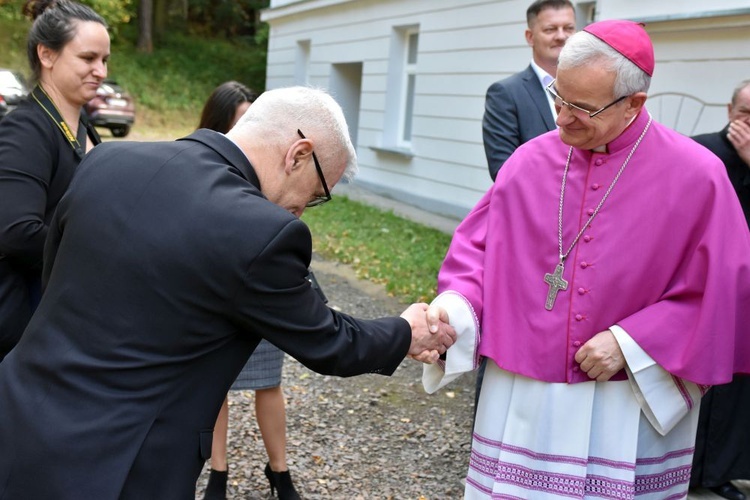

{"left": 400, "top": 303, "right": 456, "bottom": 364}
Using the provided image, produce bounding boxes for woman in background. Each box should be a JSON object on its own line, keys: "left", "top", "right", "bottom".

{"left": 199, "top": 81, "right": 301, "bottom": 500}
{"left": 0, "top": 0, "right": 108, "bottom": 361}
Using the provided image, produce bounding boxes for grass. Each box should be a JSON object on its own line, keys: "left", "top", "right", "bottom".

{"left": 302, "top": 197, "right": 453, "bottom": 303}
{"left": 0, "top": 15, "right": 453, "bottom": 304}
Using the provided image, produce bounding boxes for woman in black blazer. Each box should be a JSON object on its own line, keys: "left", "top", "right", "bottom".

{"left": 0, "top": 0, "right": 109, "bottom": 360}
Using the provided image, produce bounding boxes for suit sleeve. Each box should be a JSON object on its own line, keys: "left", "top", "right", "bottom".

{"left": 483, "top": 81, "right": 521, "bottom": 182}
{"left": 41, "top": 204, "right": 63, "bottom": 290}
{"left": 0, "top": 109, "right": 57, "bottom": 270}
{"left": 232, "top": 217, "right": 412, "bottom": 377}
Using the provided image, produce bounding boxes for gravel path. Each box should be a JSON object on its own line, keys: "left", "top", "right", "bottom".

{"left": 195, "top": 255, "right": 476, "bottom": 499}
{"left": 192, "top": 253, "right": 749, "bottom": 500}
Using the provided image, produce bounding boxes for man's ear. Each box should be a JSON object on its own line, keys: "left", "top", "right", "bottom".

{"left": 37, "top": 44, "right": 57, "bottom": 69}
{"left": 525, "top": 29, "right": 533, "bottom": 47}
{"left": 626, "top": 92, "right": 647, "bottom": 118}
{"left": 284, "top": 138, "right": 314, "bottom": 175}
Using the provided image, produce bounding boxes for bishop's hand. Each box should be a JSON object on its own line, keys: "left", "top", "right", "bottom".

{"left": 574, "top": 329, "right": 625, "bottom": 381}
{"left": 400, "top": 303, "right": 455, "bottom": 364}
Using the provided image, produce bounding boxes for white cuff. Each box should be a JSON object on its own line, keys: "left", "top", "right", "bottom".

{"left": 422, "top": 291, "right": 480, "bottom": 394}
{"left": 611, "top": 324, "right": 702, "bottom": 435}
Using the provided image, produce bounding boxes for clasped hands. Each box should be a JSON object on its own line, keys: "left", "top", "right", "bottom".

{"left": 400, "top": 303, "right": 456, "bottom": 364}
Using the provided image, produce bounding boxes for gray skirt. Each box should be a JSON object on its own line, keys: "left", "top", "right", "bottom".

{"left": 230, "top": 339, "right": 284, "bottom": 391}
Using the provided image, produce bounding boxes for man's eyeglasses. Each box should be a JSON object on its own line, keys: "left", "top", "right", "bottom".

{"left": 297, "top": 129, "right": 332, "bottom": 207}
{"left": 546, "top": 79, "right": 628, "bottom": 119}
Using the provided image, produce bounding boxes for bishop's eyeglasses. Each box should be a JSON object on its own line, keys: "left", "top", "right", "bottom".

{"left": 546, "top": 79, "right": 628, "bottom": 119}
{"left": 297, "top": 129, "right": 332, "bottom": 207}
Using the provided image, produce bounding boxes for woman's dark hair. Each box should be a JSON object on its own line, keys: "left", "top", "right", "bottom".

{"left": 198, "top": 81, "right": 258, "bottom": 134}
{"left": 23, "top": 0, "right": 107, "bottom": 82}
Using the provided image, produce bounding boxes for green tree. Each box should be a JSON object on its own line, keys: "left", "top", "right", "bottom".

{"left": 87, "top": 0, "right": 133, "bottom": 29}
{"left": 186, "top": 0, "right": 268, "bottom": 39}
{"left": 0, "top": 0, "right": 134, "bottom": 36}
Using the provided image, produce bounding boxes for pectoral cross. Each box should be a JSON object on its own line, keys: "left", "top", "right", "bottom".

{"left": 544, "top": 262, "right": 568, "bottom": 310}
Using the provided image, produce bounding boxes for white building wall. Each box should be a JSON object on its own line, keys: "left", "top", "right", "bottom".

{"left": 596, "top": 0, "right": 750, "bottom": 21}
{"left": 597, "top": 1, "right": 750, "bottom": 136}
{"left": 262, "top": 0, "right": 750, "bottom": 219}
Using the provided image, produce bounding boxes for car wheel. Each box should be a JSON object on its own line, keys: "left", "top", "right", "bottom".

{"left": 110, "top": 126, "right": 130, "bottom": 138}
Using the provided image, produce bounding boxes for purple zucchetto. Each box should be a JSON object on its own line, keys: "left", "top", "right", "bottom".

{"left": 584, "top": 20, "right": 655, "bottom": 76}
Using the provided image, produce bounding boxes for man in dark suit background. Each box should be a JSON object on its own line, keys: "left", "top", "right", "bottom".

{"left": 689, "top": 79, "right": 750, "bottom": 500}
{"left": 691, "top": 80, "right": 750, "bottom": 226}
{"left": 483, "top": 0, "right": 576, "bottom": 180}
{"left": 0, "top": 86, "right": 456, "bottom": 500}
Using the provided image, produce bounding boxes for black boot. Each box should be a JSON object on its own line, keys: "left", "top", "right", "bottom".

{"left": 203, "top": 469, "right": 228, "bottom": 500}
{"left": 264, "top": 463, "right": 301, "bottom": 500}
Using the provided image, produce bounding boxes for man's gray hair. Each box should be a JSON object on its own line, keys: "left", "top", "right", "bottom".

{"left": 558, "top": 30, "right": 651, "bottom": 98}
{"left": 236, "top": 86, "right": 358, "bottom": 180}
{"left": 731, "top": 79, "right": 750, "bottom": 106}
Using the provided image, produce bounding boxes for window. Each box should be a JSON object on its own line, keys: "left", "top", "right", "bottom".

{"left": 575, "top": 2, "right": 596, "bottom": 27}
{"left": 381, "top": 25, "right": 419, "bottom": 153}
{"left": 294, "top": 39, "right": 311, "bottom": 85}
{"left": 402, "top": 30, "right": 419, "bottom": 144}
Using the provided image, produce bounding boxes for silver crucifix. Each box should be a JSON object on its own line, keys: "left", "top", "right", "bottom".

{"left": 544, "top": 262, "right": 568, "bottom": 310}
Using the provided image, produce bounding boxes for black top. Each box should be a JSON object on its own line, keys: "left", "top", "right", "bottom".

{"left": 693, "top": 125, "right": 750, "bottom": 227}
{"left": 0, "top": 96, "right": 96, "bottom": 358}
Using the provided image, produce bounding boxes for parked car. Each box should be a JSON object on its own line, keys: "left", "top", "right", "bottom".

{"left": 84, "top": 79, "right": 135, "bottom": 137}
{"left": 0, "top": 68, "right": 29, "bottom": 121}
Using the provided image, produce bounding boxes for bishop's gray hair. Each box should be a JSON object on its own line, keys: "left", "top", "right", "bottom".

{"left": 557, "top": 30, "right": 651, "bottom": 98}
{"left": 235, "top": 86, "right": 358, "bottom": 181}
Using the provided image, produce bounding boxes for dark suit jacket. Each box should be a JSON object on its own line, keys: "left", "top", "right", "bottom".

{"left": 483, "top": 65, "right": 557, "bottom": 180}
{"left": 0, "top": 130, "right": 412, "bottom": 499}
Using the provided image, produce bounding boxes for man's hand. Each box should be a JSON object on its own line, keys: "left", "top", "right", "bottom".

{"left": 400, "top": 303, "right": 456, "bottom": 364}
{"left": 728, "top": 119, "right": 750, "bottom": 167}
{"left": 574, "top": 329, "right": 625, "bottom": 382}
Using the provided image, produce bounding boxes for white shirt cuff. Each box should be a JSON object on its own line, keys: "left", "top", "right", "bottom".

{"left": 611, "top": 324, "right": 703, "bottom": 435}
{"left": 422, "top": 291, "right": 480, "bottom": 394}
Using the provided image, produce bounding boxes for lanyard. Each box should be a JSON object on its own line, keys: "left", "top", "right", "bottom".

{"left": 30, "top": 85, "right": 101, "bottom": 160}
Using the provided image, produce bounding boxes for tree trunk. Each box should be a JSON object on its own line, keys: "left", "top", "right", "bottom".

{"left": 153, "top": 0, "right": 168, "bottom": 43}
{"left": 137, "top": 0, "right": 153, "bottom": 53}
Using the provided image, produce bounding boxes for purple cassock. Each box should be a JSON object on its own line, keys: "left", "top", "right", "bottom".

{"left": 439, "top": 109, "right": 750, "bottom": 386}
